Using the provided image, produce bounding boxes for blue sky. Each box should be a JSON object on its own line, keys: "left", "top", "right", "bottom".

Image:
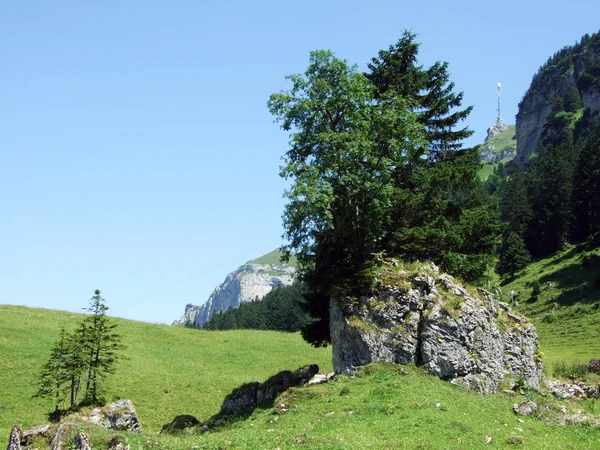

{"left": 1, "top": 1, "right": 599, "bottom": 323}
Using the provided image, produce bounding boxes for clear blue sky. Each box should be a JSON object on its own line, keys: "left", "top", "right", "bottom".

{"left": 1, "top": 1, "right": 599, "bottom": 324}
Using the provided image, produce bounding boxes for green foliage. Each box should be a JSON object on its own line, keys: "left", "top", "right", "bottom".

{"left": 497, "top": 232, "right": 532, "bottom": 277}
{"left": 552, "top": 361, "right": 589, "bottom": 380}
{"left": 269, "top": 33, "right": 500, "bottom": 346}
{"left": 33, "top": 290, "right": 125, "bottom": 412}
{"left": 203, "top": 283, "right": 310, "bottom": 332}
{"left": 0, "top": 304, "right": 332, "bottom": 443}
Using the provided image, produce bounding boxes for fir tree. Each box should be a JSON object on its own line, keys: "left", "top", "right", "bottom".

{"left": 33, "top": 327, "right": 70, "bottom": 413}
{"left": 497, "top": 232, "right": 532, "bottom": 277}
{"left": 80, "top": 290, "right": 125, "bottom": 404}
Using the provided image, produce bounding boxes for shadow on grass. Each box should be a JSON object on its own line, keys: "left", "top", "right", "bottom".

{"left": 161, "top": 365, "right": 320, "bottom": 434}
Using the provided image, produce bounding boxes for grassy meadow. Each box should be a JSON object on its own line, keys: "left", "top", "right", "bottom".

{"left": 501, "top": 245, "right": 600, "bottom": 370}
{"left": 2, "top": 244, "right": 600, "bottom": 450}
{"left": 0, "top": 305, "right": 331, "bottom": 445}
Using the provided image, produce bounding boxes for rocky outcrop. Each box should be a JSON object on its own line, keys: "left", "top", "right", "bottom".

{"left": 516, "top": 33, "right": 600, "bottom": 165}
{"left": 219, "top": 365, "right": 319, "bottom": 416}
{"left": 479, "top": 123, "right": 516, "bottom": 163}
{"left": 6, "top": 426, "right": 21, "bottom": 450}
{"left": 330, "top": 261, "right": 543, "bottom": 393}
{"left": 74, "top": 433, "right": 91, "bottom": 450}
{"left": 174, "top": 257, "right": 295, "bottom": 328}
{"left": 66, "top": 399, "right": 141, "bottom": 432}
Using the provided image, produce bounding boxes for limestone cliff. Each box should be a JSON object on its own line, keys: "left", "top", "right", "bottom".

{"left": 174, "top": 251, "right": 295, "bottom": 328}
{"left": 479, "top": 123, "right": 516, "bottom": 163}
{"left": 516, "top": 31, "right": 600, "bottom": 165}
{"left": 330, "top": 260, "right": 543, "bottom": 393}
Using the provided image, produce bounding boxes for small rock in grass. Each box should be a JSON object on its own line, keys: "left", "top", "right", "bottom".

{"left": 507, "top": 435, "right": 524, "bottom": 445}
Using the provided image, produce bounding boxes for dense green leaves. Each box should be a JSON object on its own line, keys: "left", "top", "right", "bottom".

{"left": 269, "top": 34, "right": 500, "bottom": 346}
{"left": 34, "top": 290, "right": 125, "bottom": 412}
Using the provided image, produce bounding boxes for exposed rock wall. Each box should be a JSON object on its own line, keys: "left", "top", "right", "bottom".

{"left": 174, "top": 263, "right": 295, "bottom": 328}
{"left": 516, "top": 36, "right": 600, "bottom": 165}
{"left": 330, "top": 262, "right": 543, "bottom": 393}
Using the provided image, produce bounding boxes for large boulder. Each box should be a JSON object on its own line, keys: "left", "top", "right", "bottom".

{"left": 70, "top": 399, "right": 141, "bottom": 432}
{"left": 330, "top": 261, "right": 543, "bottom": 393}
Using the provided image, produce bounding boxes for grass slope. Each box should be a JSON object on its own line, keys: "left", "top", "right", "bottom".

{"left": 501, "top": 245, "right": 600, "bottom": 369}
{"left": 0, "top": 305, "right": 331, "bottom": 444}
{"left": 247, "top": 249, "right": 297, "bottom": 267}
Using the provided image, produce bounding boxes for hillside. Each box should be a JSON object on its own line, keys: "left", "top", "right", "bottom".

{"left": 0, "top": 304, "right": 331, "bottom": 446}
{"left": 1, "top": 304, "right": 599, "bottom": 448}
{"left": 479, "top": 124, "right": 517, "bottom": 164}
{"left": 174, "top": 249, "right": 296, "bottom": 328}
{"left": 500, "top": 244, "right": 600, "bottom": 369}
{"left": 516, "top": 30, "right": 600, "bottom": 164}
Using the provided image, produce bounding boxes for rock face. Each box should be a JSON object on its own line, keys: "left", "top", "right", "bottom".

{"left": 479, "top": 123, "right": 516, "bottom": 163}
{"left": 72, "top": 399, "right": 141, "bottom": 432}
{"left": 7, "top": 425, "right": 21, "bottom": 450}
{"left": 219, "top": 365, "right": 319, "bottom": 416}
{"left": 174, "top": 255, "right": 295, "bottom": 328}
{"left": 329, "top": 261, "right": 543, "bottom": 393}
{"left": 515, "top": 33, "right": 600, "bottom": 165}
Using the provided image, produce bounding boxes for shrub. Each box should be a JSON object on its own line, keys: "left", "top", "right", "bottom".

{"left": 588, "top": 359, "right": 600, "bottom": 374}
{"left": 530, "top": 282, "right": 542, "bottom": 302}
{"left": 553, "top": 361, "right": 588, "bottom": 380}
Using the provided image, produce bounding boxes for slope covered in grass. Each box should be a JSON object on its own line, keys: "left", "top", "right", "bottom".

{"left": 247, "top": 249, "right": 297, "bottom": 267}
{"left": 501, "top": 245, "right": 600, "bottom": 369}
{"left": 0, "top": 305, "right": 331, "bottom": 444}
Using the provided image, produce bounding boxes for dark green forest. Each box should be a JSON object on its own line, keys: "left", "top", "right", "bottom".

{"left": 202, "top": 283, "right": 309, "bottom": 332}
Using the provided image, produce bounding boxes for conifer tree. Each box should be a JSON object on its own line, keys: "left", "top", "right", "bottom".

{"left": 34, "top": 328, "right": 70, "bottom": 413}
{"left": 497, "top": 232, "right": 532, "bottom": 277}
{"left": 80, "top": 290, "right": 125, "bottom": 404}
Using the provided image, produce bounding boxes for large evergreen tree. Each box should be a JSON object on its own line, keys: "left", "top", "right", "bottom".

{"left": 269, "top": 35, "right": 500, "bottom": 347}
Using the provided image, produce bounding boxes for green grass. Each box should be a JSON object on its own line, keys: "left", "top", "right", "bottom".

{"left": 0, "top": 305, "right": 330, "bottom": 445}
{"left": 247, "top": 249, "right": 297, "bottom": 267}
{"left": 3, "top": 252, "right": 600, "bottom": 450}
{"left": 487, "top": 124, "right": 516, "bottom": 151}
{"left": 75, "top": 364, "right": 600, "bottom": 449}
{"left": 478, "top": 162, "right": 497, "bottom": 180}
{"left": 500, "top": 245, "right": 600, "bottom": 370}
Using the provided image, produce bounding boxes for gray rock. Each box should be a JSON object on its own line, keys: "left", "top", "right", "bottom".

{"left": 50, "top": 424, "right": 64, "bottom": 450}
{"left": 107, "top": 436, "right": 129, "bottom": 450}
{"left": 329, "top": 262, "right": 543, "bottom": 393}
{"left": 513, "top": 401, "right": 538, "bottom": 416}
{"left": 174, "top": 262, "right": 295, "bottom": 328}
{"left": 76, "top": 400, "right": 141, "bottom": 432}
{"left": 6, "top": 425, "right": 21, "bottom": 450}
{"left": 516, "top": 40, "right": 600, "bottom": 166}
{"left": 74, "top": 432, "right": 91, "bottom": 450}
{"left": 220, "top": 365, "right": 319, "bottom": 416}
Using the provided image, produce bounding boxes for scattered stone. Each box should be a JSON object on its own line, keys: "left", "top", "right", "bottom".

{"left": 75, "top": 432, "right": 91, "bottom": 450}
{"left": 6, "top": 425, "right": 21, "bottom": 450}
{"left": 503, "top": 390, "right": 516, "bottom": 396}
{"left": 307, "top": 372, "right": 335, "bottom": 385}
{"left": 21, "top": 424, "right": 51, "bottom": 447}
{"left": 200, "top": 425, "right": 209, "bottom": 433}
{"left": 330, "top": 262, "right": 543, "bottom": 394}
{"left": 107, "top": 436, "right": 129, "bottom": 450}
{"left": 513, "top": 401, "right": 538, "bottom": 416}
{"left": 485, "top": 435, "right": 492, "bottom": 444}
{"left": 546, "top": 379, "right": 600, "bottom": 400}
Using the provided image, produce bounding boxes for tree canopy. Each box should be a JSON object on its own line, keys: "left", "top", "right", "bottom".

{"left": 269, "top": 33, "right": 500, "bottom": 346}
